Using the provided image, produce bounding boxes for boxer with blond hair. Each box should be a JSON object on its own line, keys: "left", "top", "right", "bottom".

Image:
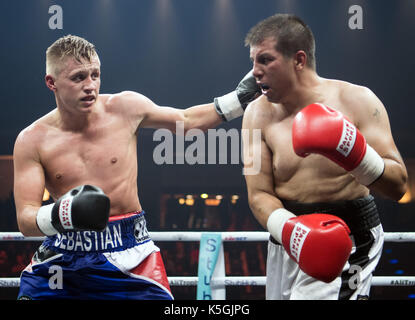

{"left": 14, "top": 35, "right": 260, "bottom": 299}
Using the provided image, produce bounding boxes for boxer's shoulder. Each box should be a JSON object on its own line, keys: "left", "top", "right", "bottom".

{"left": 243, "top": 95, "right": 280, "bottom": 127}
{"left": 104, "top": 91, "right": 155, "bottom": 121}
{"left": 327, "top": 79, "right": 376, "bottom": 109}
{"left": 106, "top": 91, "right": 153, "bottom": 108}
{"left": 15, "top": 112, "right": 55, "bottom": 152}
{"left": 337, "top": 81, "right": 385, "bottom": 128}
{"left": 319, "top": 78, "right": 379, "bottom": 123}
{"left": 319, "top": 77, "right": 369, "bottom": 98}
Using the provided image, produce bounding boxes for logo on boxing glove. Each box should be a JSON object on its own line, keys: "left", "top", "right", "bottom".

{"left": 336, "top": 119, "right": 357, "bottom": 157}
{"left": 289, "top": 222, "right": 311, "bottom": 262}
{"left": 59, "top": 197, "right": 74, "bottom": 230}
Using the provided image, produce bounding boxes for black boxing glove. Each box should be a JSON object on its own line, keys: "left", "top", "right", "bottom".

{"left": 36, "top": 185, "right": 110, "bottom": 236}
{"left": 214, "top": 70, "right": 260, "bottom": 121}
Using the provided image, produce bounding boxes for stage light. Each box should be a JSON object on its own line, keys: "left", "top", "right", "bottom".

{"left": 43, "top": 189, "right": 50, "bottom": 201}
{"left": 399, "top": 189, "right": 412, "bottom": 203}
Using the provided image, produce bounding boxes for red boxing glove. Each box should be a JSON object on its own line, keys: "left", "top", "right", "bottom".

{"left": 267, "top": 209, "right": 352, "bottom": 283}
{"left": 292, "top": 103, "right": 385, "bottom": 186}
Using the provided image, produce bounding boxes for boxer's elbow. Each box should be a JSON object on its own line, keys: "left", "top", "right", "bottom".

{"left": 17, "top": 217, "right": 33, "bottom": 237}
{"left": 247, "top": 191, "right": 262, "bottom": 213}
{"left": 17, "top": 222, "right": 33, "bottom": 237}
{"left": 394, "top": 176, "right": 408, "bottom": 202}
{"left": 372, "top": 171, "right": 408, "bottom": 202}
{"left": 388, "top": 166, "right": 408, "bottom": 201}
{"left": 16, "top": 207, "right": 44, "bottom": 237}
{"left": 369, "top": 158, "right": 409, "bottom": 202}
{"left": 247, "top": 190, "right": 276, "bottom": 229}
{"left": 247, "top": 186, "right": 265, "bottom": 205}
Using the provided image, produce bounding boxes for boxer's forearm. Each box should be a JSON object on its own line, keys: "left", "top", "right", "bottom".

{"left": 182, "top": 103, "right": 223, "bottom": 132}
{"left": 181, "top": 68, "right": 261, "bottom": 130}
{"left": 368, "top": 158, "right": 408, "bottom": 201}
{"left": 247, "top": 189, "right": 284, "bottom": 230}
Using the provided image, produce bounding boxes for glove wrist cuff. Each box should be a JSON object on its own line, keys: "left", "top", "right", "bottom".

{"left": 214, "top": 91, "right": 244, "bottom": 121}
{"left": 267, "top": 208, "right": 296, "bottom": 244}
{"left": 351, "top": 144, "right": 385, "bottom": 186}
{"left": 36, "top": 203, "right": 58, "bottom": 236}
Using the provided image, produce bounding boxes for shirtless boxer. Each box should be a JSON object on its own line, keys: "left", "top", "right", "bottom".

{"left": 242, "top": 14, "right": 408, "bottom": 299}
{"left": 13, "top": 35, "right": 259, "bottom": 299}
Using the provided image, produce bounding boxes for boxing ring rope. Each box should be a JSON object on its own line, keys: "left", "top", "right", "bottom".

{"left": 2, "top": 231, "right": 415, "bottom": 242}
{"left": 1, "top": 231, "right": 415, "bottom": 289}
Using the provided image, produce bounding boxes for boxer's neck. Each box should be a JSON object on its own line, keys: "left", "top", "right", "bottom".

{"left": 280, "top": 71, "right": 324, "bottom": 114}
{"left": 55, "top": 97, "right": 101, "bottom": 132}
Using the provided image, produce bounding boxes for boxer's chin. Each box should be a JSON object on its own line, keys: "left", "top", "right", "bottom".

{"left": 78, "top": 99, "right": 96, "bottom": 112}
{"left": 265, "top": 93, "right": 280, "bottom": 104}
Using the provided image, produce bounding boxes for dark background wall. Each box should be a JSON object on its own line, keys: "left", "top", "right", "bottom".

{"left": 2, "top": 0, "right": 414, "bottom": 213}
{"left": 0, "top": 0, "right": 414, "bottom": 300}
{"left": 1, "top": 1, "right": 414, "bottom": 180}
{"left": 1, "top": 0, "right": 414, "bottom": 150}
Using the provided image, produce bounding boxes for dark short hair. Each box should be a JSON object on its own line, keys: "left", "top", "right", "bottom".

{"left": 245, "top": 14, "right": 316, "bottom": 70}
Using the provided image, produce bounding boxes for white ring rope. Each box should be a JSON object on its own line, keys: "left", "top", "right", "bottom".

{"left": 1, "top": 231, "right": 415, "bottom": 242}
{"left": 0, "top": 231, "right": 414, "bottom": 288}
{"left": 1, "top": 276, "right": 415, "bottom": 288}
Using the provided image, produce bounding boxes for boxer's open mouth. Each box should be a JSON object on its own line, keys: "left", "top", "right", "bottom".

{"left": 81, "top": 95, "right": 95, "bottom": 102}
{"left": 259, "top": 83, "right": 270, "bottom": 94}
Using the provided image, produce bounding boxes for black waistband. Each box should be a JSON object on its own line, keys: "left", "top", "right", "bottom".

{"left": 270, "top": 195, "right": 380, "bottom": 245}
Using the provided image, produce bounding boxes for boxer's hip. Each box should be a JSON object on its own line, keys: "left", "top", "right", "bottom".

{"left": 42, "top": 210, "right": 151, "bottom": 253}
{"left": 266, "top": 195, "right": 384, "bottom": 300}
{"left": 270, "top": 195, "right": 380, "bottom": 245}
{"left": 18, "top": 211, "right": 172, "bottom": 300}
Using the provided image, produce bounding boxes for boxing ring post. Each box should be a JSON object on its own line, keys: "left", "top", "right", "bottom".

{"left": 0, "top": 231, "right": 415, "bottom": 298}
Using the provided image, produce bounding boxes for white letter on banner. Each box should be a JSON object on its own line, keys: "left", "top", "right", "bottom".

{"left": 196, "top": 233, "right": 223, "bottom": 300}
{"left": 48, "top": 5, "right": 63, "bottom": 30}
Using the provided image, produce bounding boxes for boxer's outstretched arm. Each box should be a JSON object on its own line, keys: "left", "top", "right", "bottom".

{"left": 142, "top": 98, "right": 223, "bottom": 134}
{"left": 110, "top": 90, "right": 222, "bottom": 134}
{"left": 116, "top": 71, "right": 260, "bottom": 134}
{"left": 13, "top": 129, "right": 46, "bottom": 236}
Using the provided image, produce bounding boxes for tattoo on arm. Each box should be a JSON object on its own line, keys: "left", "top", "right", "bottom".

{"left": 372, "top": 108, "right": 381, "bottom": 121}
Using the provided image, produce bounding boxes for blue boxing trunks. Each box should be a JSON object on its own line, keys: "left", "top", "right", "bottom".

{"left": 17, "top": 211, "right": 173, "bottom": 300}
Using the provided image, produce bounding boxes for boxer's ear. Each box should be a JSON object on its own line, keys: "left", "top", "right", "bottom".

{"left": 45, "top": 75, "right": 57, "bottom": 92}
{"left": 294, "top": 50, "right": 307, "bottom": 71}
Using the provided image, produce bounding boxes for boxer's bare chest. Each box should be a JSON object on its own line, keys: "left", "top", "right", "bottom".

{"left": 38, "top": 113, "right": 137, "bottom": 198}
{"left": 264, "top": 92, "right": 355, "bottom": 185}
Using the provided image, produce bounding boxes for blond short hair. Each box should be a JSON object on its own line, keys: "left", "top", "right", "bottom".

{"left": 46, "top": 35, "right": 98, "bottom": 77}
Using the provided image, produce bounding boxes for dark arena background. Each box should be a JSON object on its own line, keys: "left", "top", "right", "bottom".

{"left": 0, "top": 0, "right": 414, "bottom": 301}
